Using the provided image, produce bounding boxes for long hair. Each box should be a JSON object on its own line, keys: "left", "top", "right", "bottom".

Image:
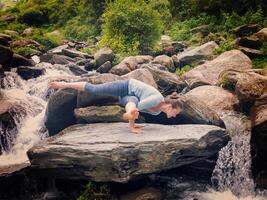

{"left": 164, "top": 92, "right": 183, "bottom": 109}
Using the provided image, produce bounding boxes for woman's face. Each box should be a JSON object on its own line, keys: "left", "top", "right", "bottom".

{"left": 165, "top": 104, "right": 182, "bottom": 118}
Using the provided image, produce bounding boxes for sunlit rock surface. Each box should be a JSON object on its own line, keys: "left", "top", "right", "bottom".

{"left": 28, "top": 123, "right": 229, "bottom": 183}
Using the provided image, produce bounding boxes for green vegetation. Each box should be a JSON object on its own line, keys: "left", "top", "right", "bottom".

{"left": 99, "top": 0, "right": 164, "bottom": 57}
{"left": 176, "top": 65, "right": 194, "bottom": 75}
{"left": 77, "top": 182, "right": 111, "bottom": 200}
{"left": 252, "top": 43, "right": 267, "bottom": 69}
{"left": 0, "top": 0, "right": 266, "bottom": 63}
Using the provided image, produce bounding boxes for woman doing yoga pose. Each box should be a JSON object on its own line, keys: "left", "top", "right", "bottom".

{"left": 48, "top": 79, "right": 183, "bottom": 133}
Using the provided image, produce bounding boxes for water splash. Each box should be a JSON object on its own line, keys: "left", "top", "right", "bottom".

{"left": 0, "top": 63, "right": 73, "bottom": 166}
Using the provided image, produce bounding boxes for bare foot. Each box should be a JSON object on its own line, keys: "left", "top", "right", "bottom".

{"left": 48, "top": 81, "right": 66, "bottom": 90}
{"left": 131, "top": 127, "right": 142, "bottom": 134}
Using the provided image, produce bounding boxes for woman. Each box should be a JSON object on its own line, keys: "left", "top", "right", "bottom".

{"left": 48, "top": 78, "right": 183, "bottom": 133}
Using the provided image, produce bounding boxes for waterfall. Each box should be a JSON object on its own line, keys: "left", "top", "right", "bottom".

{"left": 0, "top": 63, "right": 74, "bottom": 166}
{"left": 196, "top": 113, "right": 266, "bottom": 200}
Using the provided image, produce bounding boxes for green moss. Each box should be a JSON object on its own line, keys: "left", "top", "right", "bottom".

{"left": 77, "top": 181, "right": 111, "bottom": 200}
{"left": 176, "top": 65, "right": 193, "bottom": 75}
{"left": 13, "top": 46, "right": 35, "bottom": 57}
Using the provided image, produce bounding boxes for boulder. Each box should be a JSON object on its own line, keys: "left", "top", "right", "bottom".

{"left": 0, "top": 33, "right": 12, "bottom": 41}
{"left": 238, "top": 46, "right": 262, "bottom": 59}
{"left": 22, "top": 27, "right": 34, "bottom": 36}
{"left": 96, "top": 61, "right": 112, "bottom": 73}
{"left": 0, "top": 45, "right": 13, "bottom": 67}
{"left": 179, "top": 95, "right": 225, "bottom": 128}
{"left": 10, "top": 54, "right": 35, "bottom": 67}
{"left": 175, "top": 41, "right": 219, "bottom": 68}
{"left": 110, "top": 55, "right": 153, "bottom": 76}
{"left": 157, "top": 36, "right": 186, "bottom": 56}
{"left": 94, "top": 47, "right": 114, "bottom": 67}
{"left": 84, "top": 60, "right": 96, "bottom": 71}
{"left": 28, "top": 123, "right": 229, "bottom": 183}
{"left": 251, "top": 94, "right": 267, "bottom": 188}
{"left": 62, "top": 49, "right": 90, "bottom": 59}
{"left": 10, "top": 39, "right": 44, "bottom": 52}
{"left": 152, "top": 55, "right": 175, "bottom": 72}
{"left": 141, "top": 64, "right": 186, "bottom": 95}
{"left": 0, "top": 65, "right": 5, "bottom": 82}
{"left": 0, "top": 14, "right": 16, "bottom": 22}
{"left": 219, "top": 69, "right": 267, "bottom": 112}
{"left": 182, "top": 50, "right": 252, "bottom": 89}
{"left": 185, "top": 85, "right": 239, "bottom": 114}
{"left": 235, "top": 37, "right": 263, "bottom": 49}
{"left": 255, "top": 28, "right": 267, "bottom": 42}
{"left": 122, "top": 68, "right": 158, "bottom": 89}
{"left": 75, "top": 105, "right": 145, "bottom": 123}
{"left": 66, "top": 64, "right": 87, "bottom": 76}
{"left": 17, "top": 66, "right": 45, "bottom": 80}
{"left": 48, "top": 44, "right": 69, "bottom": 54}
{"left": 3, "top": 30, "right": 19, "bottom": 37}
{"left": 75, "top": 59, "right": 92, "bottom": 66}
{"left": 234, "top": 24, "right": 260, "bottom": 37}
{"left": 51, "top": 54, "right": 75, "bottom": 65}
{"left": 44, "top": 88, "right": 78, "bottom": 136}
{"left": 0, "top": 37, "right": 9, "bottom": 46}
{"left": 191, "top": 25, "right": 209, "bottom": 36}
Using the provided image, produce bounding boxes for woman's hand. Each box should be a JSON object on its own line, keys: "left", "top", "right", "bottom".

{"left": 123, "top": 108, "right": 139, "bottom": 121}
{"left": 48, "top": 81, "right": 66, "bottom": 90}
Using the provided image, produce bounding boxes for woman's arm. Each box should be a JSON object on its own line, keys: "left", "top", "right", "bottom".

{"left": 123, "top": 102, "right": 142, "bottom": 134}
{"left": 48, "top": 81, "right": 87, "bottom": 91}
{"left": 137, "top": 94, "right": 163, "bottom": 111}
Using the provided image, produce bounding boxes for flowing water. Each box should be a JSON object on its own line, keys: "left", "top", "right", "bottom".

{"left": 0, "top": 64, "right": 266, "bottom": 199}
{"left": 0, "top": 64, "right": 73, "bottom": 166}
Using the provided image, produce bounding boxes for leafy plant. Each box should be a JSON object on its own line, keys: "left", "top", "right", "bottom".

{"left": 77, "top": 182, "right": 111, "bottom": 200}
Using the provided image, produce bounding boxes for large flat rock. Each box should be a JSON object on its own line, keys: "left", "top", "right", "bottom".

{"left": 28, "top": 123, "right": 229, "bottom": 183}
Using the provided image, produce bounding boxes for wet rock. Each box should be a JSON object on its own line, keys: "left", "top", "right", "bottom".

{"left": 62, "top": 49, "right": 90, "bottom": 59}
{"left": 255, "top": 28, "right": 267, "bottom": 42}
{"left": 75, "top": 59, "right": 92, "bottom": 66}
{"left": 110, "top": 55, "right": 153, "bottom": 76}
{"left": 141, "top": 64, "right": 186, "bottom": 95}
{"left": 185, "top": 85, "right": 239, "bottom": 114}
{"left": 66, "top": 64, "right": 87, "bottom": 76}
{"left": 182, "top": 50, "right": 252, "bottom": 89}
{"left": 96, "top": 61, "right": 112, "bottom": 73}
{"left": 17, "top": 66, "right": 45, "bottom": 80}
{"left": 10, "top": 54, "right": 35, "bottom": 67}
{"left": 152, "top": 55, "right": 175, "bottom": 72}
{"left": 175, "top": 41, "right": 218, "bottom": 68}
{"left": 234, "top": 24, "right": 261, "bottom": 37}
{"left": 84, "top": 60, "right": 96, "bottom": 71}
{"left": 0, "top": 44, "right": 13, "bottom": 68}
{"left": 238, "top": 46, "right": 262, "bottom": 59}
{"left": 179, "top": 95, "right": 225, "bottom": 128}
{"left": 94, "top": 47, "right": 114, "bottom": 67}
{"left": 235, "top": 37, "right": 263, "bottom": 49}
{"left": 45, "top": 88, "right": 78, "bottom": 136}
{"left": 28, "top": 123, "right": 229, "bottom": 183}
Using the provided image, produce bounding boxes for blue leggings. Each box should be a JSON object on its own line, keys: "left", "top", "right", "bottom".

{"left": 84, "top": 80, "right": 139, "bottom": 106}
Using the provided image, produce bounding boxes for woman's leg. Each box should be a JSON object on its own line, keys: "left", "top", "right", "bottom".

{"left": 84, "top": 80, "right": 129, "bottom": 97}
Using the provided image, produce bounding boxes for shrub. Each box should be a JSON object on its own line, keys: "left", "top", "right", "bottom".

{"left": 252, "top": 43, "right": 267, "bottom": 69}
{"left": 99, "top": 0, "right": 163, "bottom": 56}
{"left": 32, "top": 35, "right": 58, "bottom": 50}
{"left": 13, "top": 47, "right": 35, "bottom": 57}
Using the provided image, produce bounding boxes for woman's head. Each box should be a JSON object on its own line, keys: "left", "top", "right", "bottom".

{"left": 163, "top": 92, "right": 183, "bottom": 118}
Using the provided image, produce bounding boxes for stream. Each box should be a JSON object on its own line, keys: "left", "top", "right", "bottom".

{"left": 0, "top": 64, "right": 266, "bottom": 199}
